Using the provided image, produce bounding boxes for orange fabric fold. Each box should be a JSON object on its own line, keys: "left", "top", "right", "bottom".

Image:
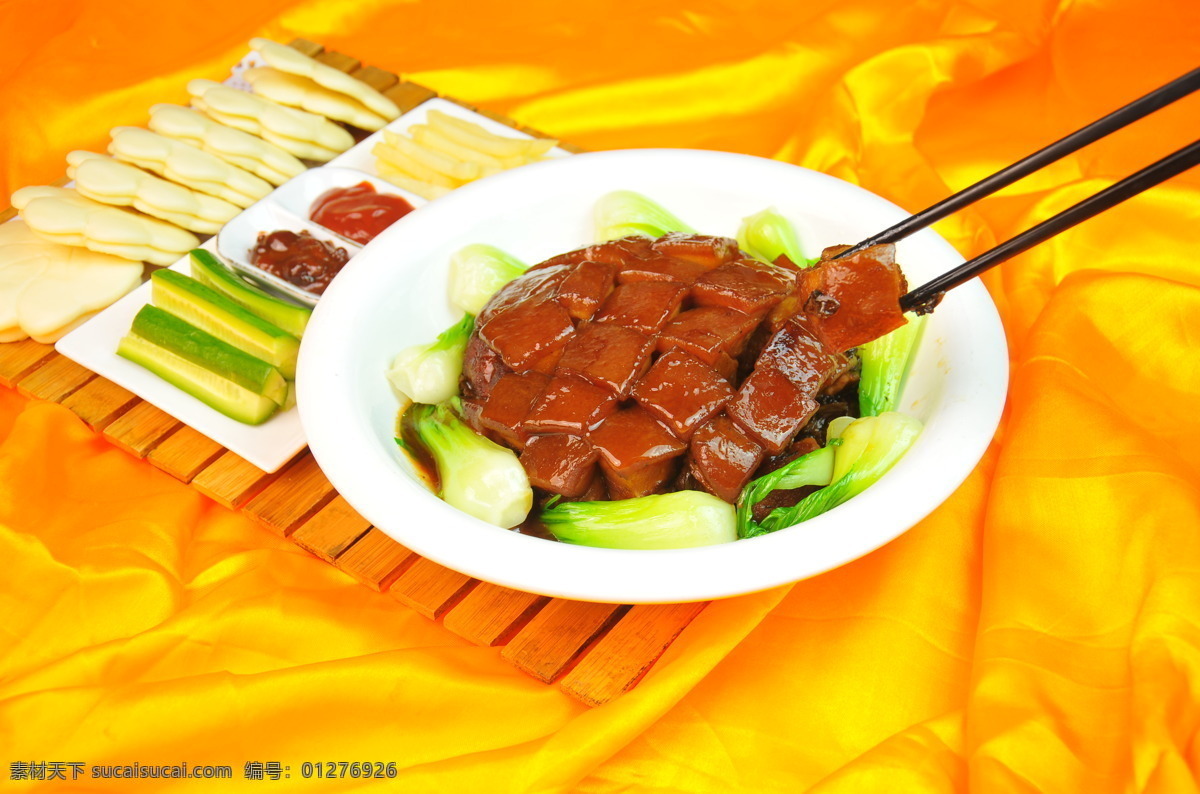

{"left": 2, "top": 0, "right": 1199, "bottom": 791}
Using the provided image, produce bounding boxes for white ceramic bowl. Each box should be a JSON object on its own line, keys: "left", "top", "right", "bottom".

{"left": 297, "top": 149, "right": 1007, "bottom": 604}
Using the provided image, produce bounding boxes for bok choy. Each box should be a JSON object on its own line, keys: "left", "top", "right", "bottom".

{"left": 736, "top": 444, "right": 836, "bottom": 538}
{"left": 736, "top": 207, "right": 815, "bottom": 267}
{"left": 737, "top": 412, "right": 922, "bottom": 538}
{"left": 405, "top": 399, "right": 533, "bottom": 528}
{"left": 594, "top": 190, "right": 694, "bottom": 242}
{"left": 858, "top": 314, "right": 927, "bottom": 416}
{"left": 541, "top": 490, "right": 736, "bottom": 549}
{"left": 448, "top": 244, "right": 527, "bottom": 315}
{"left": 387, "top": 313, "right": 474, "bottom": 405}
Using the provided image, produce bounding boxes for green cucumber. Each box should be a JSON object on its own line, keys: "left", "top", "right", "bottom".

{"left": 125, "top": 305, "right": 288, "bottom": 407}
{"left": 152, "top": 269, "right": 300, "bottom": 378}
{"left": 117, "top": 333, "right": 281, "bottom": 425}
{"left": 188, "top": 248, "right": 311, "bottom": 339}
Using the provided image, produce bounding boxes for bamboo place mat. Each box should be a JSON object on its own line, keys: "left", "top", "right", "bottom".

{"left": 0, "top": 39, "right": 710, "bottom": 707}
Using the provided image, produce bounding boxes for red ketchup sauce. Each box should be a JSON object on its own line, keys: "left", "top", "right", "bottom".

{"left": 249, "top": 230, "right": 350, "bottom": 295}
{"left": 309, "top": 182, "right": 415, "bottom": 244}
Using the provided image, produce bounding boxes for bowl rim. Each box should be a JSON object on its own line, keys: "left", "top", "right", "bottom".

{"left": 297, "top": 148, "right": 1008, "bottom": 604}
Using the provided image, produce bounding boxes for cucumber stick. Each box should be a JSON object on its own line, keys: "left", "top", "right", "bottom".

{"left": 189, "top": 249, "right": 311, "bottom": 338}
{"left": 118, "top": 334, "right": 280, "bottom": 425}
{"left": 152, "top": 269, "right": 300, "bottom": 378}
{"left": 121, "top": 305, "right": 288, "bottom": 413}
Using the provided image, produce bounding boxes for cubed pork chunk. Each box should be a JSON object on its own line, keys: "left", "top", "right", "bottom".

{"left": 688, "top": 414, "right": 764, "bottom": 503}
{"left": 791, "top": 243, "right": 908, "bottom": 352}
{"left": 602, "top": 457, "right": 681, "bottom": 500}
{"left": 726, "top": 366, "right": 818, "bottom": 454}
{"left": 590, "top": 405, "right": 686, "bottom": 470}
{"left": 631, "top": 349, "right": 734, "bottom": 439}
{"left": 594, "top": 281, "right": 688, "bottom": 334}
{"left": 477, "top": 371, "right": 550, "bottom": 449}
{"left": 555, "top": 260, "right": 616, "bottom": 321}
{"left": 522, "top": 375, "right": 618, "bottom": 434}
{"left": 479, "top": 299, "right": 575, "bottom": 372}
{"left": 556, "top": 322, "right": 654, "bottom": 397}
{"left": 650, "top": 232, "right": 739, "bottom": 267}
{"left": 590, "top": 406, "right": 687, "bottom": 499}
{"left": 520, "top": 434, "right": 599, "bottom": 497}
{"left": 656, "top": 306, "right": 761, "bottom": 366}
{"left": 478, "top": 264, "right": 571, "bottom": 324}
{"left": 756, "top": 318, "right": 840, "bottom": 394}
{"left": 691, "top": 260, "right": 793, "bottom": 315}
{"left": 616, "top": 255, "right": 713, "bottom": 286}
{"left": 580, "top": 235, "right": 655, "bottom": 266}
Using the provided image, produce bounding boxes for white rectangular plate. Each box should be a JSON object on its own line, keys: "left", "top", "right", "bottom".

{"left": 53, "top": 91, "right": 572, "bottom": 474}
{"left": 55, "top": 242, "right": 305, "bottom": 473}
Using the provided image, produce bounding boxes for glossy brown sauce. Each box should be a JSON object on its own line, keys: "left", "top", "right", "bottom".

{"left": 397, "top": 405, "right": 440, "bottom": 493}
{"left": 250, "top": 229, "right": 350, "bottom": 295}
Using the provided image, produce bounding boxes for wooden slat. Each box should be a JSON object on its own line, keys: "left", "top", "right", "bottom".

{"left": 515, "top": 123, "right": 562, "bottom": 141}
{"left": 145, "top": 425, "right": 225, "bottom": 483}
{"left": 0, "top": 339, "right": 56, "bottom": 388}
{"left": 471, "top": 106, "right": 512, "bottom": 126}
{"left": 315, "top": 50, "right": 360, "bottom": 73}
{"left": 287, "top": 39, "right": 324, "bottom": 58}
{"left": 242, "top": 453, "right": 337, "bottom": 536}
{"left": 0, "top": 206, "right": 15, "bottom": 223}
{"left": 16, "top": 354, "right": 95, "bottom": 401}
{"left": 390, "top": 557, "right": 478, "bottom": 620}
{"left": 501, "top": 600, "right": 628, "bottom": 683}
{"left": 60, "top": 377, "right": 139, "bottom": 431}
{"left": 102, "top": 401, "right": 182, "bottom": 457}
{"left": 559, "top": 602, "right": 708, "bottom": 706}
{"left": 333, "top": 527, "right": 414, "bottom": 591}
{"left": 384, "top": 81, "right": 437, "bottom": 113}
{"left": 191, "top": 449, "right": 280, "bottom": 509}
{"left": 443, "top": 583, "right": 549, "bottom": 646}
{"left": 352, "top": 65, "right": 399, "bottom": 93}
{"left": 290, "top": 495, "right": 372, "bottom": 562}
{"left": 0, "top": 39, "right": 673, "bottom": 706}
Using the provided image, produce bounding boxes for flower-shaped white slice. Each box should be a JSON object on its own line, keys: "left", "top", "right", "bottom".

{"left": 189, "top": 96, "right": 342, "bottom": 163}
{"left": 0, "top": 229, "right": 48, "bottom": 341}
{"left": 244, "top": 67, "right": 388, "bottom": 132}
{"left": 148, "top": 104, "right": 305, "bottom": 185}
{"left": 108, "top": 127, "right": 272, "bottom": 208}
{"left": 188, "top": 79, "right": 354, "bottom": 156}
{"left": 0, "top": 220, "right": 142, "bottom": 343}
{"left": 12, "top": 186, "right": 199, "bottom": 266}
{"left": 67, "top": 151, "right": 240, "bottom": 234}
{"left": 250, "top": 38, "right": 400, "bottom": 120}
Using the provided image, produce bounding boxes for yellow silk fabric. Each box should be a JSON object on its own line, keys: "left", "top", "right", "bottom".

{"left": 2, "top": 0, "right": 1200, "bottom": 791}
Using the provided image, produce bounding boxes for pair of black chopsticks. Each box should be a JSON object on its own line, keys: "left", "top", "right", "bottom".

{"left": 832, "top": 67, "right": 1200, "bottom": 314}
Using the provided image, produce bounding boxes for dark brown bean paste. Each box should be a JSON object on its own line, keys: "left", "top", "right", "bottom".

{"left": 250, "top": 229, "right": 350, "bottom": 295}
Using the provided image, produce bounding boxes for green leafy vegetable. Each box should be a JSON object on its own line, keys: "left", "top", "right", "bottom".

{"left": 741, "top": 412, "right": 923, "bottom": 537}
{"left": 594, "top": 190, "right": 695, "bottom": 242}
{"left": 736, "top": 444, "right": 836, "bottom": 538}
{"left": 407, "top": 399, "right": 532, "bottom": 528}
{"left": 448, "top": 244, "right": 527, "bottom": 315}
{"left": 736, "top": 207, "right": 815, "bottom": 267}
{"left": 858, "top": 314, "right": 927, "bottom": 416}
{"left": 540, "top": 490, "right": 736, "bottom": 549}
{"left": 386, "top": 313, "right": 474, "bottom": 405}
